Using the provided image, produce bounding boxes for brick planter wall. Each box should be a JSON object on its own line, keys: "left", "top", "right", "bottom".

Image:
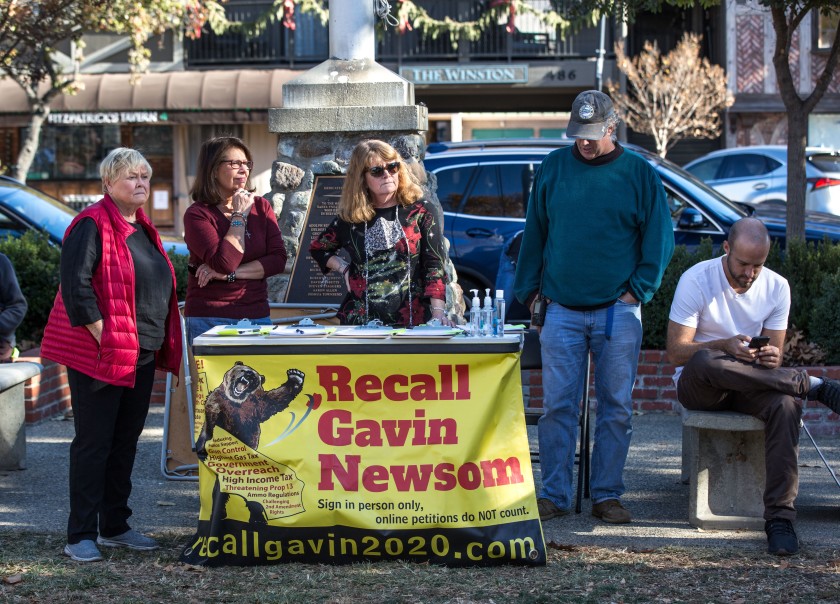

{"left": 20, "top": 350, "right": 168, "bottom": 425}
{"left": 522, "top": 350, "right": 840, "bottom": 437}
{"left": 20, "top": 348, "right": 840, "bottom": 436}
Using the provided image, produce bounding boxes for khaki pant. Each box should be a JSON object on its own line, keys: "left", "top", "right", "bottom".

{"left": 677, "top": 349, "right": 810, "bottom": 521}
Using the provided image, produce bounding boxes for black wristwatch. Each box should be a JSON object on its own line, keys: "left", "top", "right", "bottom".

{"left": 227, "top": 272, "right": 236, "bottom": 283}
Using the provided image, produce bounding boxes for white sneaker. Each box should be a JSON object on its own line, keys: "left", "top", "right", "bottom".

{"left": 64, "top": 540, "right": 103, "bottom": 562}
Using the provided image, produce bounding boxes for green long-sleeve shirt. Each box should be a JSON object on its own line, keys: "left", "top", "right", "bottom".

{"left": 514, "top": 144, "right": 674, "bottom": 307}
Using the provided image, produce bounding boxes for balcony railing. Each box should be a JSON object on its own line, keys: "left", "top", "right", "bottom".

{"left": 184, "top": 0, "right": 614, "bottom": 69}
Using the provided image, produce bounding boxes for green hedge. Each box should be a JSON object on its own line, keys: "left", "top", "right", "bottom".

{"left": 642, "top": 237, "right": 840, "bottom": 364}
{"left": 5, "top": 231, "right": 840, "bottom": 361}
{"left": 768, "top": 239, "right": 840, "bottom": 338}
{"left": 0, "top": 232, "right": 61, "bottom": 348}
{"left": 810, "top": 272, "right": 840, "bottom": 362}
{"left": 642, "top": 238, "right": 717, "bottom": 350}
{"left": 0, "top": 233, "right": 188, "bottom": 349}
{"left": 167, "top": 248, "right": 189, "bottom": 302}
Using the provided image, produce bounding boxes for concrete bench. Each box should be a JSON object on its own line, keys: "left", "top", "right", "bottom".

{"left": 0, "top": 362, "right": 43, "bottom": 470}
{"left": 682, "top": 409, "right": 766, "bottom": 530}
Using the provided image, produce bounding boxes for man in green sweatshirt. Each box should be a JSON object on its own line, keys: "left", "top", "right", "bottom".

{"left": 514, "top": 90, "right": 675, "bottom": 524}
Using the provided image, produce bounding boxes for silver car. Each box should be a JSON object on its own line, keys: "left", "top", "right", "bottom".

{"left": 683, "top": 145, "right": 840, "bottom": 215}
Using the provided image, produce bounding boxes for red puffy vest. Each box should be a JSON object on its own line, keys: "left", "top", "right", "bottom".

{"left": 41, "top": 196, "right": 182, "bottom": 387}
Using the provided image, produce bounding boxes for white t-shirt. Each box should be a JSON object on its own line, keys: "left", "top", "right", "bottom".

{"left": 669, "top": 256, "right": 790, "bottom": 382}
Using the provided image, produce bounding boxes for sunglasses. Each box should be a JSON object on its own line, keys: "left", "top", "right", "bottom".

{"left": 220, "top": 159, "right": 254, "bottom": 170}
{"left": 367, "top": 161, "right": 400, "bottom": 177}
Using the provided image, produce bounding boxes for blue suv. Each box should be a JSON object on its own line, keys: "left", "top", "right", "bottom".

{"left": 423, "top": 139, "right": 840, "bottom": 294}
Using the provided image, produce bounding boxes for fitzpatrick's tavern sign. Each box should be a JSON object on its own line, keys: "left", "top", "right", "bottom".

{"left": 48, "top": 111, "right": 163, "bottom": 125}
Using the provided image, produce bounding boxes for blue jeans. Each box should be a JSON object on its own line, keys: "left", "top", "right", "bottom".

{"left": 537, "top": 300, "right": 642, "bottom": 509}
{"left": 184, "top": 316, "right": 272, "bottom": 346}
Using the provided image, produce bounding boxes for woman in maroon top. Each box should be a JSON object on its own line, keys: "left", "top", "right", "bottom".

{"left": 183, "top": 137, "right": 287, "bottom": 344}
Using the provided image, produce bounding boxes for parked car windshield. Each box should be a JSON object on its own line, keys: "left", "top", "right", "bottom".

{"left": 652, "top": 156, "right": 749, "bottom": 224}
{"left": 810, "top": 153, "right": 840, "bottom": 173}
{"left": 0, "top": 180, "right": 76, "bottom": 243}
{"left": 422, "top": 140, "right": 829, "bottom": 295}
{"left": 0, "top": 178, "right": 187, "bottom": 255}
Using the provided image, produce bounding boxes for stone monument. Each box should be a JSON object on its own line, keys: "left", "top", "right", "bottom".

{"left": 267, "top": 1, "right": 461, "bottom": 317}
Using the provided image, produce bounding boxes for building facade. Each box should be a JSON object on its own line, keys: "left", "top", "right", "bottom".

{"left": 725, "top": 1, "right": 840, "bottom": 147}
{"left": 6, "top": 1, "right": 801, "bottom": 234}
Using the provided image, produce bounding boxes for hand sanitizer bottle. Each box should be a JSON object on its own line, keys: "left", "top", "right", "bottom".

{"left": 481, "top": 288, "right": 494, "bottom": 337}
{"left": 469, "top": 289, "right": 481, "bottom": 336}
{"left": 494, "top": 289, "right": 506, "bottom": 337}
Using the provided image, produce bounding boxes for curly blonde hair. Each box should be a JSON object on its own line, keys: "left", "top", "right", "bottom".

{"left": 338, "top": 140, "right": 423, "bottom": 223}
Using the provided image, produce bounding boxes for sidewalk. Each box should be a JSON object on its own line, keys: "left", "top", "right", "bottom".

{"left": 1, "top": 407, "right": 838, "bottom": 555}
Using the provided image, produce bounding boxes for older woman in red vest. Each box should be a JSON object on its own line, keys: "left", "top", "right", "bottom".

{"left": 41, "top": 148, "right": 182, "bottom": 563}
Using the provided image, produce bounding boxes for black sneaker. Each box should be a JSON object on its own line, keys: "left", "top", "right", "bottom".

{"left": 812, "top": 378, "right": 840, "bottom": 415}
{"left": 765, "top": 518, "right": 799, "bottom": 556}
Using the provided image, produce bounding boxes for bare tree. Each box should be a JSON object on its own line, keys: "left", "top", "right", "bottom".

{"left": 551, "top": 0, "right": 840, "bottom": 242}
{"left": 770, "top": 2, "right": 840, "bottom": 242}
{"left": 392, "top": 0, "right": 840, "bottom": 242}
{"left": 606, "top": 33, "right": 733, "bottom": 159}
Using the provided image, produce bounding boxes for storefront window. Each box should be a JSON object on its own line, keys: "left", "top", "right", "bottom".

{"left": 808, "top": 114, "right": 840, "bottom": 148}
{"left": 132, "top": 125, "right": 173, "bottom": 156}
{"left": 816, "top": 11, "right": 838, "bottom": 50}
{"left": 27, "top": 125, "right": 120, "bottom": 180}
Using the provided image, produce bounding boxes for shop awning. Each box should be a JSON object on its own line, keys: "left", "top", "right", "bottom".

{"left": 0, "top": 68, "right": 301, "bottom": 114}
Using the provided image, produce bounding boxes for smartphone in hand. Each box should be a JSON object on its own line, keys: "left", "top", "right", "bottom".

{"left": 748, "top": 335, "right": 770, "bottom": 349}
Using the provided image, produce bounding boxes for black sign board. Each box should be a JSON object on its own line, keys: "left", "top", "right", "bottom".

{"left": 285, "top": 175, "right": 348, "bottom": 305}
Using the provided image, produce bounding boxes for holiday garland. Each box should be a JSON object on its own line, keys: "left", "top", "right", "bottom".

{"left": 207, "top": 1, "right": 589, "bottom": 47}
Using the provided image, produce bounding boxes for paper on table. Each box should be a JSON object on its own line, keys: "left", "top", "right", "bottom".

{"left": 266, "top": 325, "right": 335, "bottom": 337}
{"left": 331, "top": 326, "right": 400, "bottom": 338}
{"left": 215, "top": 325, "right": 274, "bottom": 336}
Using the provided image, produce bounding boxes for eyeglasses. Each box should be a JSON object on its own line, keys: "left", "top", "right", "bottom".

{"left": 220, "top": 159, "right": 254, "bottom": 170}
{"left": 367, "top": 161, "right": 400, "bottom": 178}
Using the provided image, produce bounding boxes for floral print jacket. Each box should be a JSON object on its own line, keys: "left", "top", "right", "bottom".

{"left": 310, "top": 200, "right": 448, "bottom": 326}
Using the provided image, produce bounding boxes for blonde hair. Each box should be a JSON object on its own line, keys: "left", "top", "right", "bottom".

{"left": 100, "top": 148, "right": 152, "bottom": 193}
{"left": 338, "top": 139, "right": 423, "bottom": 223}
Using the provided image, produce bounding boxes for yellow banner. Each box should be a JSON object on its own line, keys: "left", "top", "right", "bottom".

{"left": 180, "top": 350, "right": 545, "bottom": 566}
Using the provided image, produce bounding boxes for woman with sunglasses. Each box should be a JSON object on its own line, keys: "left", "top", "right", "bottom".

{"left": 183, "top": 136, "right": 287, "bottom": 344}
{"left": 310, "top": 139, "right": 451, "bottom": 327}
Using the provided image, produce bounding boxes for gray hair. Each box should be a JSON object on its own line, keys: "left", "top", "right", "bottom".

{"left": 607, "top": 113, "right": 621, "bottom": 143}
{"left": 99, "top": 148, "right": 152, "bottom": 192}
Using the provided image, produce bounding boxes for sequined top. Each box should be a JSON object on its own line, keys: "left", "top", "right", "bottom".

{"left": 310, "top": 200, "right": 448, "bottom": 326}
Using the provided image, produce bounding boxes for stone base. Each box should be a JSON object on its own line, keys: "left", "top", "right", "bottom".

{"left": 270, "top": 105, "right": 428, "bottom": 135}
{"left": 683, "top": 410, "right": 766, "bottom": 530}
{"left": 0, "top": 362, "right": 43, "bottom": 470}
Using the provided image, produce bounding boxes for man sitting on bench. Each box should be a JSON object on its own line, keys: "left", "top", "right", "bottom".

{"left": 666, "top": 217, "right": 840, "bottom": 556}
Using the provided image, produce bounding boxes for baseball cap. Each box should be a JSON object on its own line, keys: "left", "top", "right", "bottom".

{"left": 566, "top": 90, "right": 617, "bottom": 140}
